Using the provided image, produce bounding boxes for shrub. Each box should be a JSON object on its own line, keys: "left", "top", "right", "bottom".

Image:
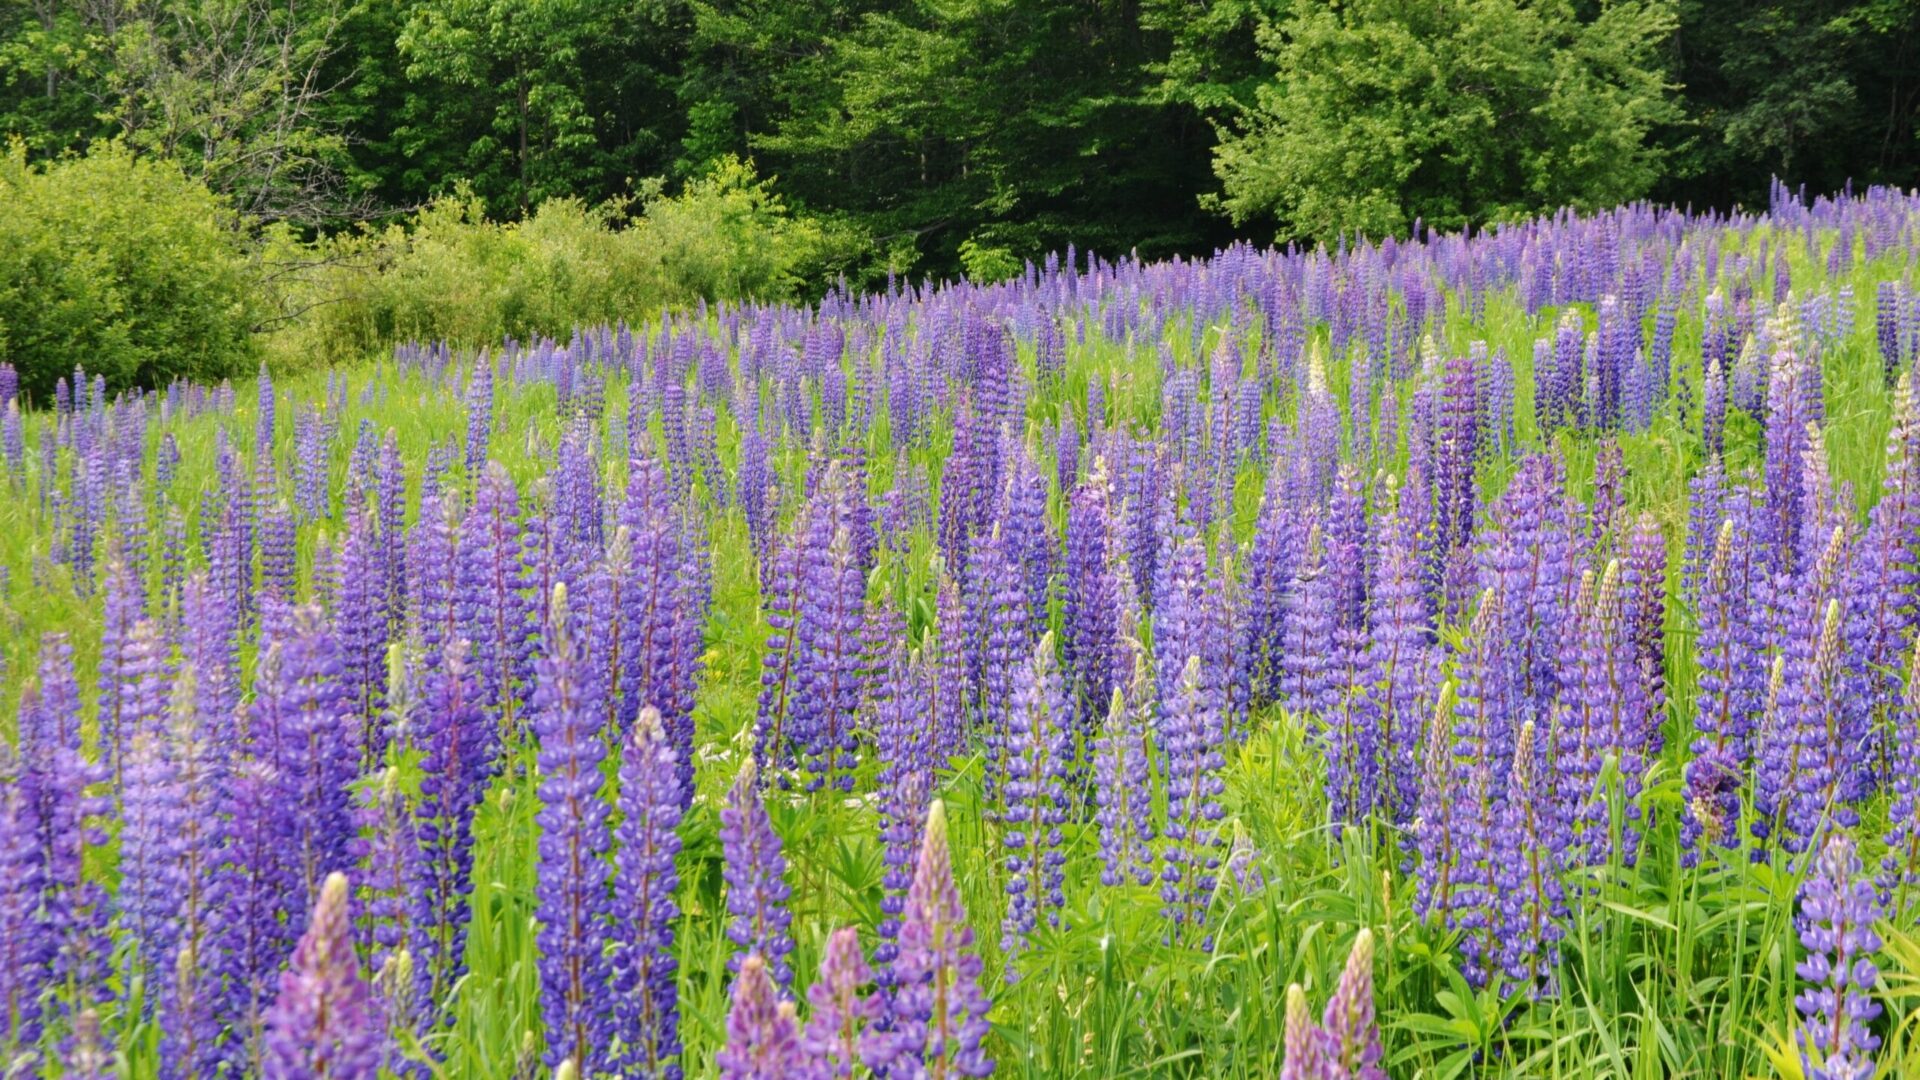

{"left": 0, "top": 142, "right": 259, "bottom": 401}
{"left": 267, "top": 157, "right": 862, "bottom": 370}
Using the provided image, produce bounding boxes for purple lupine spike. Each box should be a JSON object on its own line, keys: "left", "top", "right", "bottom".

{"left": 0, "top": 744, "right": 49, "bottom": 1055}
{"left": 458, "top": 463, "right": 537, "bottom": 738}
{"left": 119, "top": 718, "right": 186, "bottom": 999}
{"left": 1476, "top": 454, "right": 1581, "bottom": 732}
{"left": 997, "top": 448, "right": 1054, "bottom": 628}
{"left": 1320, "top": 929, "right": 1387, "bottom": 1080}
{"left": 1434, "top": 350, "right": 1480, "bottom": 563}
{"left": 248, "top": 606, "right": 360, "bottom": 905}
{"left": 1764, "top": 336, "right": 1819, "bottom": 569}
{"left": 333, "top": 511, "right": 389, "bottom": 758}
{"left": 414, "top": 637, "right": 493, "bottom": 1006}
{"left": 888, "top": 800, "right": 994, "bottom": 1077}
{"left": 1683, "top": 519, "right": 1764, "bottom": 857}
{"left": 1278, "top": 525, "right": 1340, "bottom": 718}
{"left": 19, "top": 638, "right": 113, "bottom": 1038}
{"left": 1882, "top": 638, "right": 1920, "bottom": 918}
{"left": 787, "top": 491, "right": 867, "bottom": 793}
{"left": 1438, "top": 591, "right": 1504, "bottom": 988}
{"left": 96, "top": 557, "right": 145, "bottom": 786}
{"left": 465, "top": 357, "right": 494, "bottom": 476}
{"left": 1280, "top": 984, "right": 1332, "bottom": 1080}
{"left": 928, "top": 572, "right": 975, "bottom": 761}
{"left": 722, "top": 759, "right": 795, "bottom": 990}
{"left": 618, "top": 453, "right": 709, "bottom": 785}
{"left": 1063, "top": 464, "right": 1119, "bottom": 730}
{"left": 613, "top": 707, "right": 686, "bottom": 1080}
{"left": 803, "top": 927, "right": 887, "bottom": 1077}
{"left": 294, "top": 407, "right": 332, "bottom": 522}
{"left": 1795, "top": 832, "right": 1883, "bottom": 1080}
{"left": 1161, "top": 653, "right": 1227, "bottom": 945}
{"left": 209, "top": 757, "right": 302, "bottom": 1072}
{"left": 1493, "top": 719, "right": 1566, "bottom": 993}
{"left": 874, "top": 649, "right": 934, "bottom": 990}
{"left": 969, "top": 524, "right": 1033, "bottom": 801}
{"left": 1093, "top": 668, "right": 1156, "bottom": 888}
{"left": 1244, "top": 456, "right": 1307, "bottom": 706}
{"left": 158, "top": 665, "right": 228, "bottom": 1080}
{"left": 1554, "top": 562, "right": 1655, "bottom": 868}
{"left": 408, "top": 491, "right": 462, "bottom": 665}
{"left": 1368, "top": 474, "right": 1434, "bottom": 825}
{"left": 376, "top": 431, "right": 408, "bottom": 620}
{"left": 1001, "top": 632, "right": 1072, "bottom": 970}
{"left": 716, "top": 955, "right": 815, "bottom": 1080}
{"left": 263, "top": 872, "right": 385, "bottom": 1080}
{"left": 352, "top": 768, "right": 423, "bottom": 1016}
{"left": 755, "top": 535, "right": 807, "bottom": 775}
{"left": 530, "top": 583, "right": 615, "bottom": 1073}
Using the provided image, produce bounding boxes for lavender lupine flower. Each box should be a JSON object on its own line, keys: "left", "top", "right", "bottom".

{"left": 716, "top": 955, "right": 815, "bottom": 1080}
{"left": 1683, "top": 520, "right": 1764, "bottom": 857}
{"left": 1244, "top": 456, "right": 1306, "bottom": 705}
{"left": 970, "top": 525, "right": 1033, "bottom": 801}
{"left": 262, "top": 872, "right": 385, "bottom": 1080}
{"left": 210, "top": 758, "right": 303, "bottom": 1072}
{"left": 1278, "top": 525, "right": 1341, "bottom": 719}
{"left": 1764, "top": 336, "right": 1820, "bottom": 570}
{"left": 352, "top": 769, "right": 423, "bottom": 1022}
{"left": 158, "top": 666, "right": 229, "bottom": 1080}
{"left": 1318, "top": 929, "right": 1387, "bottom": 1080}
{"left": 617, "top": 454, "right": 709, "bottom": 785}
{"left": 249, "top": 606, "right": 361, "bottom": 905}
{"left": 1881, "top": 638, "right": 1920, "bottom": 918}
{"left": 613, "top": 708, "right": 686, "bottom": 1079}
{"left": 1554, "top": 563, "right": 1655, "bottom": 869}
{"left": 1795, "top": 833, "right": 1883, "bottom": 1080}
{"left": 96, "top": 557, "right": 146, "bottom": 785}
{"left": 465, "top": 356, "right": 494, "bottom": 476}
{"left": 1493, "top": 720, "right": 1566, "bottom": 992}
{"left": 1436, "top": 593, "right": 1507, "bottom": 988}
{"left": 875, "top": 650, "right": 934, "bottom": 988}
{"left": 119, "top": 720, "right": 185, "bottom": 998}
{"left": 1063, "top": 464, "right": 1120, "bottom": 730}
{"left": 794, "top": 520, "right": 865, "bottom": 792}
{"left": 1093, "top": 669, "right": 1156, "bottom": 888}
{"left": 888, "top": 800, "right": 994, "bottom": 1078}
{"left": 1001, "top": 632, "right": 1072, "bottom": 968}
{"left": 1161, "top": 654, "right": 1227, "bottom": 944}
{"left": 414, "top": 639, "right": 493, "bottom": 1004}
{"left": 804, "top": 927, "right": 887, "bottom": 1077}
{"left": 1280, "top": 984, "right": 1332, "bottom": 1080}
{"left": 722, "top": 759, "right": 795, "bottom": 990}
{"left": 458, "top": 464, "right": 537, "bottom": 736}
{"left": 1367, "top": 475, "right": 1435, "bottom": 824}
{"left": 261, "top": 501, "right": 298, "bottom": 609}
{"left": 0, "top": 745, "right": 48, "bottom": 1055}
{"left": 531, "top": 583, "right": 615, "bottom": 1073}
{"left": 20, "top": 638, "right": 113, "bottom": 1036}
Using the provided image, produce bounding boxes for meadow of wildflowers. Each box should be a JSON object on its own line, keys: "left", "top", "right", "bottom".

{"left": 9, "top": 180, "right": 1920, "bottom": 1076}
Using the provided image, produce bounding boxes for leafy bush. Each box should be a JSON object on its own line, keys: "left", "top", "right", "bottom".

{"left": 0, "top": 142, "right": 259, "bottom": 401}
{"left": 268, "top": 157, "right": 860, "bottom": 370}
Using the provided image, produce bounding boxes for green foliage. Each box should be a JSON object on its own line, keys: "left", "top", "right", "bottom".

{"left": 0, "top": 142, "right": 258, "bottom": 402}
{"left": 267, "top": 157, "right": 861, "bottom": 370}
{"left": 1211, "top": 0, "right": 1681, "bottom": 241}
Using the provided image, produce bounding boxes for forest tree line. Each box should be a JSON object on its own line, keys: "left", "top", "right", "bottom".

{"left": 1, "top": 0, "right": 1917, "bottom": 281}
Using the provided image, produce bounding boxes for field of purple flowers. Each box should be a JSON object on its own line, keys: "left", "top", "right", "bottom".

{"left": 6, "top": 181, "right": 1920, "bottom": 1078}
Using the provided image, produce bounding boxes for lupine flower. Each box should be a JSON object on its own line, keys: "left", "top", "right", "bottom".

{"left": 0, "top": 743, "right": 48, "bottom": 1054}
{"left": 716, "top": 955, "right": 815, "bottom": 1080}
{"left": 1093, "top": 669, "right": 1156, "bottom": 888}
{"left": 1001, "top": 632, "right": 1072, "bottom": 967}
{"left": 1683, "top": 519, "right": 1761, "bottom": 856}
{"left": 457, "top": 463, "right": 537, "bottom": 735}
{"left": 613, "top": 707, "right": 686, "bottom": 1079}
{"left": 803, "top": 927, "right": 887, "bottom": 1076}
{"left": 875, "top": 650, "right": 935, "bottom": 988}
{"left": 1311, "top": 929, "right": 1388, "bottom": 1080}
{"left": 1795, "top": 833, "right": 1883, "bottom": 1080}
{"left": 1494, "top": 720, "right": 1566, "bottom": 992}
{"left": 263, "top": 872, "right": 385, "bottom": 1080}
{"left": 531, "top": 583, "right": 615, "bottom": 1072}
{"left": 413, "top": 638, "right": 493, "bottom": 1005}
{"left": 1161, "top": 654, "right": 1227, "bottom": 944}
{"left": 722, "top": 759, "right": 795, "bottom": 989}
{"left": 888, "top": 800, "right": 994, "bottom": 1078}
